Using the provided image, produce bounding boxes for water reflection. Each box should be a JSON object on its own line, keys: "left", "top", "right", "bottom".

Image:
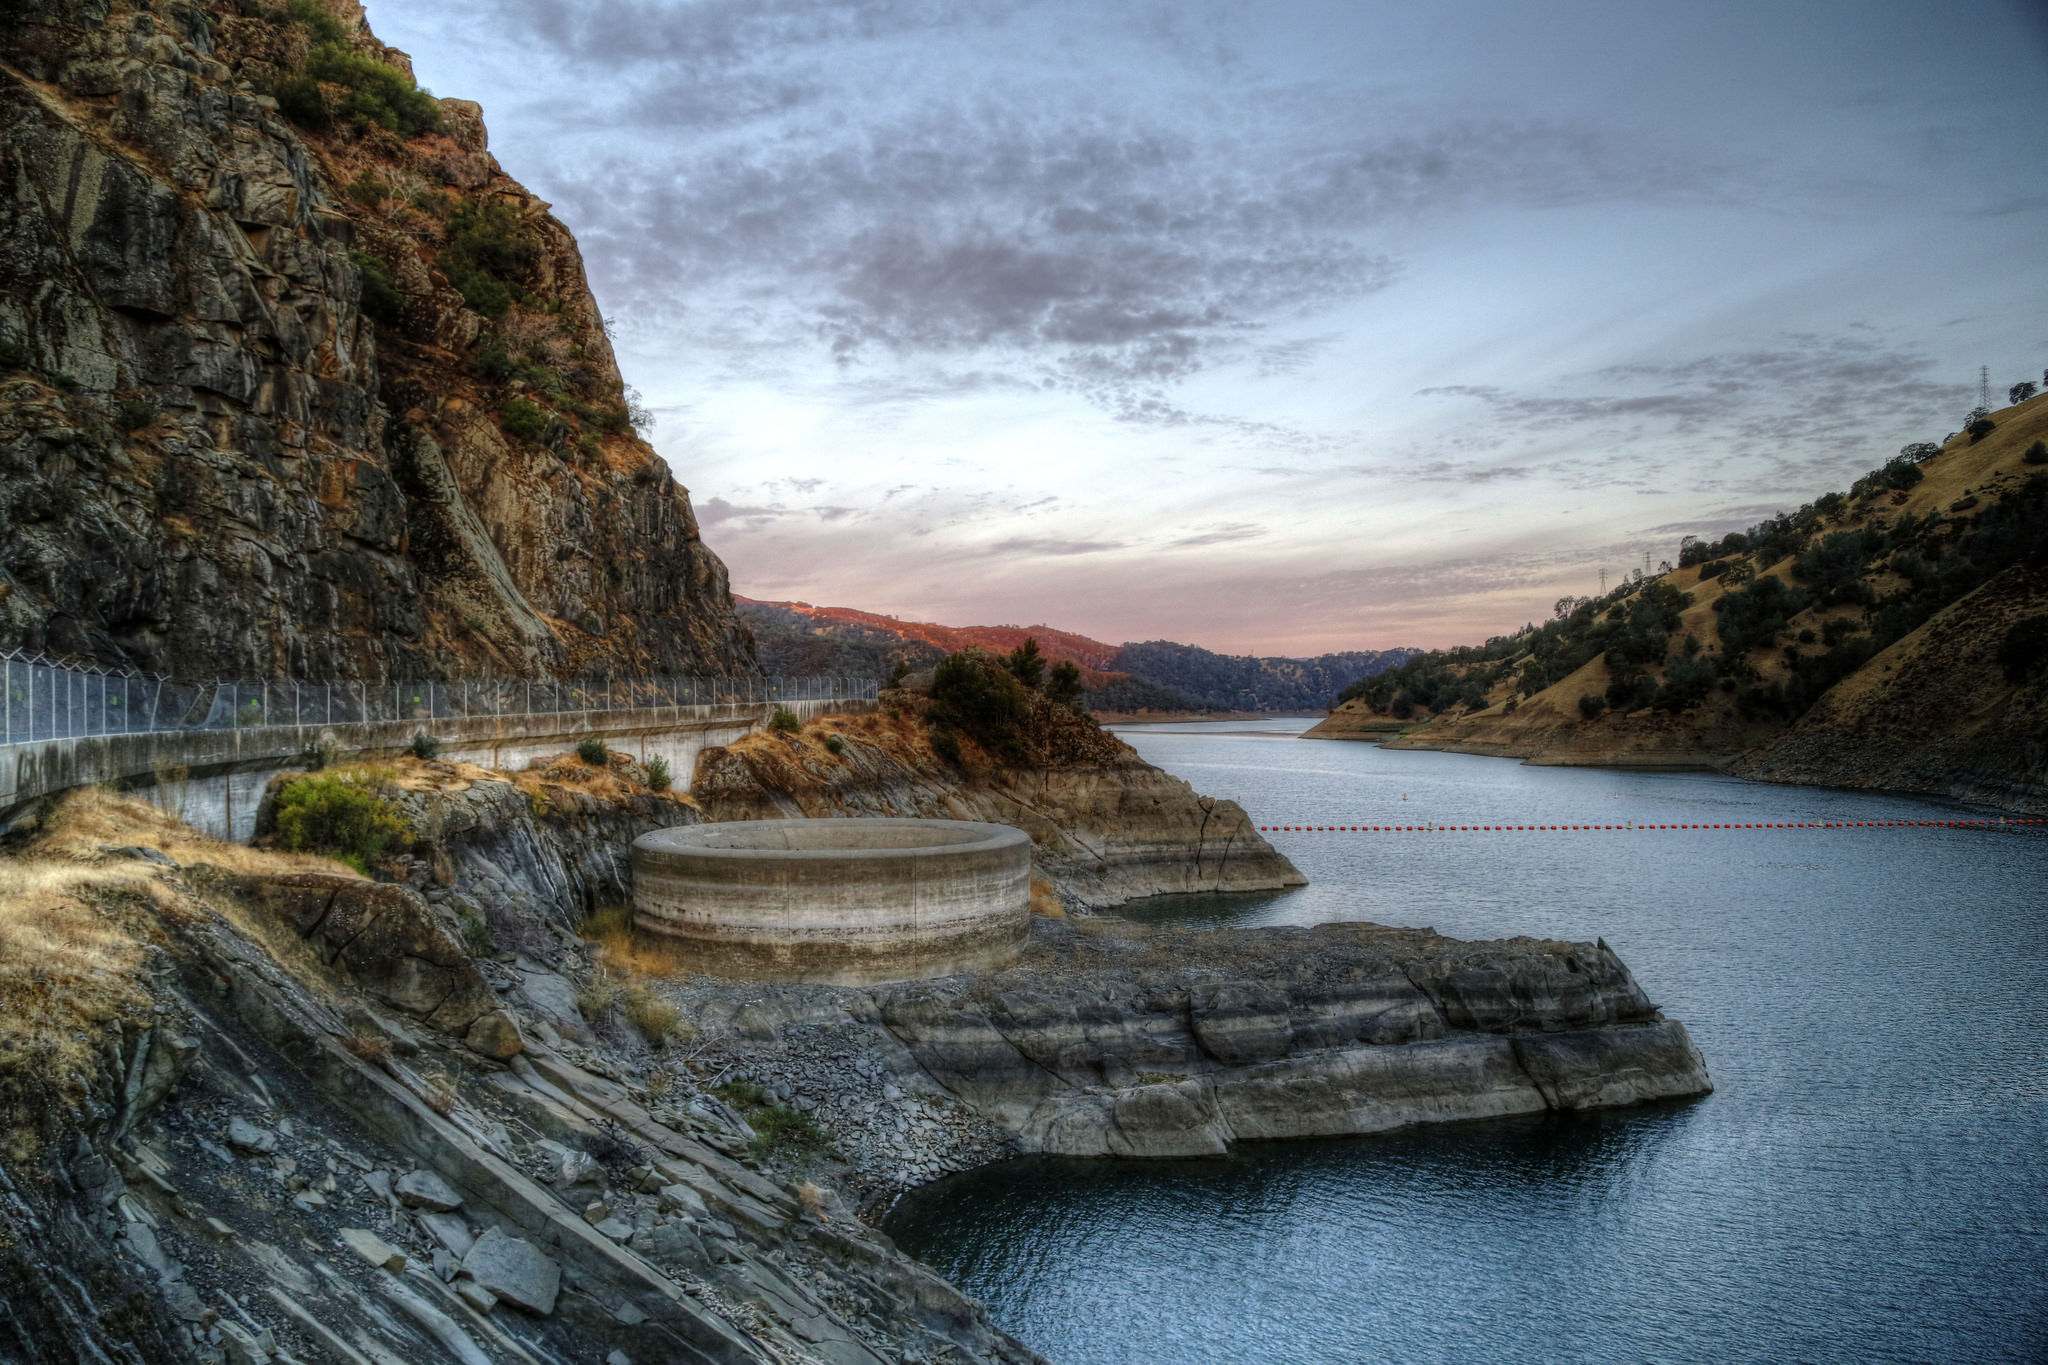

{"left": 885, "top": 721, "right": 2048, "bottom": 1363}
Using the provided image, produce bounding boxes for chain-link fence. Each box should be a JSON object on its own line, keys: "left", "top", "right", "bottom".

{"left": 1, "top": 649, "right": 878, "bottom": 747}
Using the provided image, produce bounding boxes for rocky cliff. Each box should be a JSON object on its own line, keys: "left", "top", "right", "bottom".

{"left": 0, "top": 0, "right": 752, "bottom": 680}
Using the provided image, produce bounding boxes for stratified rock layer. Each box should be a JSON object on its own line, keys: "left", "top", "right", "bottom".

{"left": 862, "top": 920, "right": 1708, "bottom": 1158}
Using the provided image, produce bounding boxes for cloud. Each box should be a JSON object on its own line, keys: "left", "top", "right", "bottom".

{"left": 1167, "top": 522, "right": 1265, "bottom": 548}
{"left": 982, "top": 536, "right": 1128, "bottom": 557}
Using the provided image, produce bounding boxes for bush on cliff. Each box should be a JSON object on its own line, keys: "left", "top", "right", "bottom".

{"left": 273, "top": 772, "right": 409, "bottom": 874}
{"left": 769, "top": 706, "right": 802, "bottom": 734}
{"left": 928, "top": 648, "right": 1030, "bottom": 759}
{"left": 443, "top": 202, "right": 536, "bottom": 318}
{"left": 277, "top": 4, "right": 440, "bottom": 138}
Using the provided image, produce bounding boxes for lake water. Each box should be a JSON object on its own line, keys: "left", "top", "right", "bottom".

{"left": 884, "top": 718, "right": 2048, "bottom": 1363}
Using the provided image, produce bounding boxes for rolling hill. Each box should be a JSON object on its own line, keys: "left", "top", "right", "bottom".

{"left": 737, "top": 598, "right": 1415, "bottom": 714}
{"left": 1307, "top": 386, "right": 2048, "bottom": 811}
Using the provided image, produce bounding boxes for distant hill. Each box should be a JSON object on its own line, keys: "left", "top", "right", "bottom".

{"left": 737, "top": 598, "right": 1414, "bottom": 714}
{"left": 1308, "top": 386, "right": 2048, "bottom": 812}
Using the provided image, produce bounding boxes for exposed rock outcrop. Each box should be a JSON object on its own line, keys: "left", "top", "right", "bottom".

{"left": 682, "top": 919, "right": 1710, "bottom": 1183}
{"left": 0, "top": 791, "right": 1038, "bottom": 1363}
{"left": 690, "top": 699, "right": 1305, "bottom": 906}
{"left": 0, "top": 0, "right": 752, "bottom": 679}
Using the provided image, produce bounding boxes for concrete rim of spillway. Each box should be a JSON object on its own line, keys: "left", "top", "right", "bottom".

{"left": 631, "top": 817, "right": 1031, "bottom": 862}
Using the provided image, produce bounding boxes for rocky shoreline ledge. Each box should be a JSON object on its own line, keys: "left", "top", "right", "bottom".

{"left": 674, "top": 916, "right": 1710, "bottom": 1206}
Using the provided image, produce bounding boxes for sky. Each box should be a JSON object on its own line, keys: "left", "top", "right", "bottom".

{"left": 364, "top": 0, "right": 2048, "bottom": 654}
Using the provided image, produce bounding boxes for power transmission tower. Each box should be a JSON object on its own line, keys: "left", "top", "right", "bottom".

{"left": 1981, "top": 365, "right": 1992, "bottom": 411}
{"left": 1599, "top": 568, "right": 1607, "bottom": 596}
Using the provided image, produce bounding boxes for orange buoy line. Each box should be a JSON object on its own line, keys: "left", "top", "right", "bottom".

{"left": 1255, "top": 817, "right": 2047, "bottom": 833}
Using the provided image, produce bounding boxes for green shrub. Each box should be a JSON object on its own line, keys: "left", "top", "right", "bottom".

{"left": 275, "top": 74, "right": 329, "bottom": 129}
{"left": 443, "top": 201, "right": 534, "bottom": 317}
{"left": 822, "top": 735, "right": 844, "bottom": 756}
{"left": 303, "top": 45, "right": 440, "bottom": 135}
{"left": 768, "top": 705, "right": 801, "bottom": 734}
{"left": 500, "top": 397, "right": 549, "bottom": 441}
{"left": 930, "top": 730, "right": 962, "bottom": 766}
{"left": 408, "top": 731, "right": 440, "bottom": 760}
{"left": 644, "top": 755, "right": 671, "bottom": 790}
{"left": 1577, "top": 693, "right": 1606, "bottom": 720}
{"left": 115, "top": 398, "right": 154, "bottom": 432}
{"left": 929, "top": 648, "right": 1030, "bottom": 757}
{"left": 351, "top": 251, "right": 404, "bottom": 326}
{"left": 273, "top": 772, "right": 409, "bottom": 873}
{"left": 577, "top": 737, "right": 610, "bottom": 766}
{"left": 1004, "top": 637, "right": 1046, "bottom": 688}
{"left": 1966, "top": 417, "right": 1997, "bottom": 444}
{"left": 474, "top": 337, "right": 515, "bottom": 382}
{"left": 2025, "top": 440, "right": 2047, "bottom": 467}
{"left": 450, "top": 267, "right": 512, "bottom": 318}
{"left": 747, "top": 1104, "right": 828, "bottom": 1160}
{"left": 287, "top": 0, "right": 347, "bottom": 45}
{"left": 1045, "top": 659, "right": 1084, "bottom": 707}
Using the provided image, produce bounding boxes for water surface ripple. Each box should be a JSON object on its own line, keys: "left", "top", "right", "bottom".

{"left": 885, "top": 719, "right": 2048, "bottom": 1362}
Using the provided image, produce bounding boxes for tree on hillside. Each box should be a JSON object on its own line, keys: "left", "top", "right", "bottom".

{"left": 1900, "top": 442, "right": 1940, "bottom": 464}
{"left": 1004, "top": 637, "right": 1046, "bottom": 689}
{"left": 1046, "top": 660, "right": 1084, "bottom": 708}
{"left": 2012, "top": 382, "right": 2039, "bottom": 406}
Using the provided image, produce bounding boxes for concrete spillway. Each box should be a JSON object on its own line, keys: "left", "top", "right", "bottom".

{"left": 631, "top": 819, "right": 1031, "bottom": 985}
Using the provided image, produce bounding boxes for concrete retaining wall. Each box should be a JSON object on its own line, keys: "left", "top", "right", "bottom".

{"left": 0, "top": 697, "right": 866, "bottom": 842}
{"left": 632, "top": 818, "right": 1031, "bottom": 985}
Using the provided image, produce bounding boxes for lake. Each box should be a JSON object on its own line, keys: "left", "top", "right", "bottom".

{"left": 884, "top": 718, "right": 2048, "bottom": 1363}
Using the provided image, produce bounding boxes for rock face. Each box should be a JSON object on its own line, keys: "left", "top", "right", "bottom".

{"left": 231, "top": 870, "right": 523, "bottom": 1057}
{"left": 0, "top": 0, "right": 752, "bottom": 679}
{"left": 691, "top": 700, "right": 1305, "bottom": 907}
{"left": 700, "top": 919, "right": 1711, "bottom": 1167}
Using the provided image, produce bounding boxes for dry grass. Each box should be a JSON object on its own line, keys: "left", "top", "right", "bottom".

{"left": 621, "top": 983, "right": 689, "bottom": 1047}
{"left": 511, "top": 754, "right": 697, "bottom": 810}
{"left": 575, "top": 968, "right": 624, "bottom": 1018}
{"left": 32, "top": 785, "right": 353, "bottom": 879}
{"left": 0, "top": 861, "right": 160, "bottom": 1156}
{"left": 1028, "top": 874, "right": 1065, "bottom": 919}
{"left": 580, "top": 903, "right": 692, "bottom": 978}
{"left": 796, "top": 1180, "right": 830, "bottom": 1222}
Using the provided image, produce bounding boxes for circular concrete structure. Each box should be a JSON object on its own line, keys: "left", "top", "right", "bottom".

{"left": 631, "top": 818, "right": 1031, "bottom": 984}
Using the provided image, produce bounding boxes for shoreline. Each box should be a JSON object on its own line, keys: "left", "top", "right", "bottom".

{"left": 1295, "top": 719, "right": 2044, "bottom": 816}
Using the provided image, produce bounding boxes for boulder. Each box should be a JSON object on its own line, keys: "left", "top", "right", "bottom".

{"left": 224, "top": 1118, "right": 276, "bottom": 1154}
{"left": 394, "top": 1170, "right": 463, "bottom": 1212}
{"left": 234, "top": 874, "right": 522, "bottom": 1058}
{"left": 460, "top": 1228, "right": 559, "bottom": 1316}
{"left": 339, "top": 1229, "right": 406, "bottom": 1273}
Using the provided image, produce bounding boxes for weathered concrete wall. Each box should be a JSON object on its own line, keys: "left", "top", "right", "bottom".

{"left": 633, "top": 819, "right": 1031, "bottom": 985}
{"left": 0, "top": 697, "right": 866, "bottom": 841}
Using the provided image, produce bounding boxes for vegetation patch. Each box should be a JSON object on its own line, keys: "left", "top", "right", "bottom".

{"left": 272, "top": 769, "right": 410, "bottom": 874}
{"left": 277, "top": 1, "right": 440, "bottom": 136}
{"left": 713, "top": 1081, "right": 830, "bottom": 1161}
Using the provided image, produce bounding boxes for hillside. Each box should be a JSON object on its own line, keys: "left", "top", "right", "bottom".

{"left": 0, "top": 0, "right": 752, "bottom": 680}
{"left": 740, "top": 597, "right": 1414, "bottom": 713}
{"left": 1309, "top": 387, "right": 2048, "bottom": 810}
